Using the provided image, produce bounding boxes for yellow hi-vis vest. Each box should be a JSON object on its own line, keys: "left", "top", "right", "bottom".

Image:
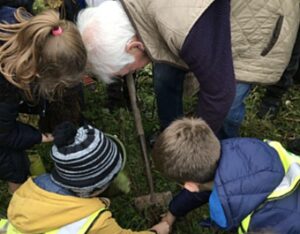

{"left": 238, "top": 141, "right": 300, "bottom": 234}
{"left": 0, "top": 208, "right": 106, "bottom": 234}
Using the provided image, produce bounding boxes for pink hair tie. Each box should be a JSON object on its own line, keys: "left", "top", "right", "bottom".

{"left": 51, "top": 26, "right": 63, "bottom": 36}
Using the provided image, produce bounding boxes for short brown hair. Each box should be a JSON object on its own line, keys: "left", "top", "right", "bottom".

{"left": 152, "top": 118, "right": 220, "bottom": 183}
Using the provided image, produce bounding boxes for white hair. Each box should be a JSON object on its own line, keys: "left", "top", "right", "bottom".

{"left": 77, "top": 1, "right": 135, "bottom": 83}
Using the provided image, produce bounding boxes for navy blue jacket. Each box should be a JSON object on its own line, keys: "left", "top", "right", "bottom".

{"left": 170, "top": 138, "right": 300, "bottom": 233}
{"left": 180, "top": 0, "right": 235, "bottom": 133}
{"left": 0, "top": 1, "right": 33, "bottom": 13}
{"left": 211, "top": 138, "right": 300, "bottom": 233}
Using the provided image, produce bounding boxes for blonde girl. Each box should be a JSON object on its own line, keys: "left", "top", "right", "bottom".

{"left": 0, "top": 6, "right": 87, "bottom": 192}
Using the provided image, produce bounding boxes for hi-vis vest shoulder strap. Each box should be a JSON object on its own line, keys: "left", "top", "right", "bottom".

{"left": 238, "top": 141, "right": 300, "bottom": 234}
{"left": 0, "top": 218, "right": 8, "bottom": 232}
{"left": 0, "top": 208, "right": 106, "bottom": 234}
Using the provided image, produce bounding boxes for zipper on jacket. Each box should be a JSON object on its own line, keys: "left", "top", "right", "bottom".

{"left": 261, "top": 15, "right": 284, "bottom": 56}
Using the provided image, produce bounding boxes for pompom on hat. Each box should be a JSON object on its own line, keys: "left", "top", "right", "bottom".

{"left": 50, "top": 122, "right": 123, "bottom": 197}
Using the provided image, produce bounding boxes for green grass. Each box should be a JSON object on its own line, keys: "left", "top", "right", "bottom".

{"left": 0, "top": 70, "right": 299, "bottom": 234}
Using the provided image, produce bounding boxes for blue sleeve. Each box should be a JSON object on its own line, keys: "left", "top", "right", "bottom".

{"left": 77, "top": 0, "right": 86, "bottom": 9}
{"left": 0, "top": 6, "right": 18, "bottom": 24}
{"left": 169, "top": 188, "right": 210, "bottom": 217}
{"left": 180, "top": 0, "right": 235, "bottom": 134}
{"left": 209, "top": 186, "right": 228, "bottom": 228}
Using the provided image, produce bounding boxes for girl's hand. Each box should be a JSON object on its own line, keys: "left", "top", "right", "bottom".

{"left": 42, "top": 133, "right": 54, "bottom": 143}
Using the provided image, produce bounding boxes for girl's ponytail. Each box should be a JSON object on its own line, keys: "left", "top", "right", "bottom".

{"left": 0, "top": 9, "right": 87, "bottom": 101}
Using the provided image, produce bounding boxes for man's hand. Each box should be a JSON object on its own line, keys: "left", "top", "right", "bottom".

{"left": 150, "top": 221, "right": 170, "bottom": 234}
{"left": 42, "top": 133, "right": 54, "bottom": 143}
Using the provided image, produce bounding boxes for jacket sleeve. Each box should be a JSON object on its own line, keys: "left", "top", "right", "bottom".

{"left": 0, "top": 0, "right": 34, "bottom": 13}
{"left": 0, "top": 102, "right": 42, "bottom": 150}
{"left": 169, "top": 188, "right": 210, "bottom": 217}
{"left": 90, "top": 210, "right": 156, "bottom": 234}
{"left": 180, "top": 0, "right": 235, "bottom": 134}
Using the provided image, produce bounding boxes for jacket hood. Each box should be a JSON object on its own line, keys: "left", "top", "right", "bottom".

{"left": 213, "top": 138, "right": 284, "bottom": 230}
{"left": 8, "top": 177, "right": 105, "bottom": 233}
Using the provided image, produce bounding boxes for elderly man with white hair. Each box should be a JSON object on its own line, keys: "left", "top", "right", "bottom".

{"left": 77, "top": 0, "right": 299, "bottom": 137}
{"left": 78, "top": 0, "right": 236, "bottom": 135}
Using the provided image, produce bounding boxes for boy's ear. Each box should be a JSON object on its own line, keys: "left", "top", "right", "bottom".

{"left": 125, "top": 38, "right": 145, "bottom": 52}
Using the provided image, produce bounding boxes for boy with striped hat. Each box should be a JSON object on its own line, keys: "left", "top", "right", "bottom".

{"left": 1, "top": 122, "right": 169, "bottom": 234}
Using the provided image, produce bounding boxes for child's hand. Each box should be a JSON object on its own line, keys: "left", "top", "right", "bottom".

{"left": 42, "top": 133, "right": 54, "bottom": 143}
{"left": 161, "top": 211, "right": 176, "bottom": 226}
{"left": 150, "top": 221, "right": 170, "bottom": 234}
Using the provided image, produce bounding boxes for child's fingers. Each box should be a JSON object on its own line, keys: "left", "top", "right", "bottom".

{"left": 42, "top": 133, "right": 54, "bottom": 143}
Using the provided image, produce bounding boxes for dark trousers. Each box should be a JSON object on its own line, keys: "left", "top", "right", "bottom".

{"left": 153, "top": 63, "right": 186, "bottom": 130}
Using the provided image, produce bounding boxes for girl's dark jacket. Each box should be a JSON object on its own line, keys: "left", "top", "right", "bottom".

{"left": 212, "top": 138, "right": 300, "bottom": 233}
{"left": 0, "top": 6, "right": 84, "bottom": 181}
{"left": 0, "top": 6, "right": 42, "bottom": 153}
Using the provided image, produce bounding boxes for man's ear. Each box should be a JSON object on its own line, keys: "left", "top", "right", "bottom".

{"left": 125, "top": 38, "right": 145, "bottom": 52}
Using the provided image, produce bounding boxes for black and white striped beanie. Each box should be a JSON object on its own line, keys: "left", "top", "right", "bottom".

{"left": 50, "top": 122, "right": 122, "bottom": 197}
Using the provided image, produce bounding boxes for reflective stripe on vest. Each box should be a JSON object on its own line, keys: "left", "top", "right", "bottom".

{"left": 0, "top": 219, "right": 8, "bottom": 231}
{"left": 238, "top": 141, "right": 300, "bottom": 234}
{"left": 4, "top": 208, "right": 106, "bottom": 234}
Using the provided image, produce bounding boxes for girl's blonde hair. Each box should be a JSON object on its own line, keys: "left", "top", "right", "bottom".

{"left": 0, "top": 8, "right": 87, "bottom": 101}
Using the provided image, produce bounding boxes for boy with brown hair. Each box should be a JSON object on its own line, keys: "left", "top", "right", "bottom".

{"left": 152, "top": 117, "right": 300, "bottom": 234}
